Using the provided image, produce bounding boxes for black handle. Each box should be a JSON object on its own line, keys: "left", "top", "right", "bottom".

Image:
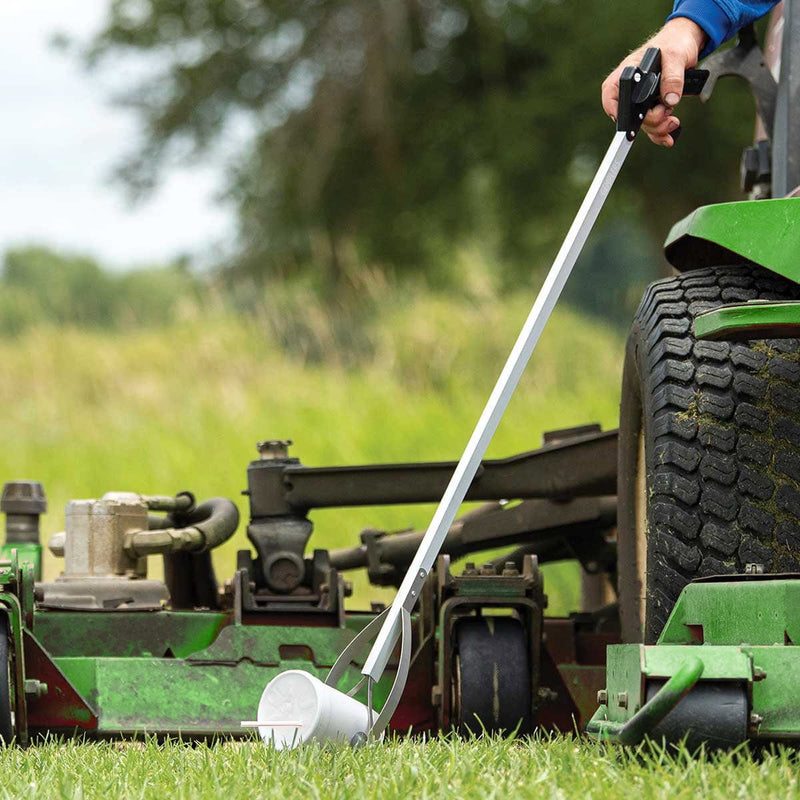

{"left": 617, "top": 47, "right": 709, "bottom": 141}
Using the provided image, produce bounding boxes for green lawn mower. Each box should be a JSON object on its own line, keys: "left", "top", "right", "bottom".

{"left": 0, "top": 7, "right": 798, "bottom": 749}
{"left": 589, "top": 4, "right": 800, "bottom": 746}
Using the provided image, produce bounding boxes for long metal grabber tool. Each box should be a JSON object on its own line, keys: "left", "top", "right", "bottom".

{"left": 251, "top": 49, "right": 708, "bottom": 748}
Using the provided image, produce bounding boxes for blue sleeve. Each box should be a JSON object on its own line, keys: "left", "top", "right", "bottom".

{"left": 668, "top": 0, "right": 781, "bottom": 57}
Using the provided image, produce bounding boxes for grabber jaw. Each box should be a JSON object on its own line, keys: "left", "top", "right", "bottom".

{"left": 249, "top": 606, "right": 413, "bottom": 748}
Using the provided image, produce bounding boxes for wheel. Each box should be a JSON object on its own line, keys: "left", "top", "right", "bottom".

{"left": 0, "top": 615, "right": 13, "bottom": 743}
{"left": 618, "top": 265, "right": 800, "bottom": 643}
{"left": 452, "top": 616, "right": 532, "bottom": 735}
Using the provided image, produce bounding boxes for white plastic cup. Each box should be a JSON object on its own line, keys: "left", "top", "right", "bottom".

{"left": 256, "top": 670, "right": 370, "bottom": 749}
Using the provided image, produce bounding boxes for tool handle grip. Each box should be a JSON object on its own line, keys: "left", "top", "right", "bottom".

{"left": 617, "top": 47, "right": 709, "bottom": 140}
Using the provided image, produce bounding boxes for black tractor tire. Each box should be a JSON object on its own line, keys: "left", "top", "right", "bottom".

{"left": 618, "top": 265, "right": 800, "bottom": 643}
{"left": 452, "top": 616, "right": 532, "bottom": 736}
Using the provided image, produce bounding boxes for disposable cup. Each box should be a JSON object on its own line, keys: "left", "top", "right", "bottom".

{"left": 256, "top": 670, "right": 370, "bottom": 749}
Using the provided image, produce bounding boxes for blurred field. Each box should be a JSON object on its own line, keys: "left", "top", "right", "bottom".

{"left": 0, "top": 271, "right": 623, "bottom": 612}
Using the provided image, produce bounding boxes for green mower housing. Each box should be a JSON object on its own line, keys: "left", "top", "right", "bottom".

{"left": 588, "top": 575, "right": 800, "bottom": 746}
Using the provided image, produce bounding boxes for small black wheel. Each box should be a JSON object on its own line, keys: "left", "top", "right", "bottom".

{"left": 0, "top": 614, "right": 13, "bottom": 743}
{"left": 452, "top": 616, "right": 532, "bottom": 736}
{"left": 618, "top": 265, "right": 800, "bottom": 642}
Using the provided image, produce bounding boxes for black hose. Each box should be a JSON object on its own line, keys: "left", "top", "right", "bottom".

{"left": 178, "top": 497, "right": 240, "bottom": 552}
{"left": 162, "top": 497, "right": 239, "bottom": 610}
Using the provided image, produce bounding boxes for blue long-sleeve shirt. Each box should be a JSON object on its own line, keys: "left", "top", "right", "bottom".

{"left": 668, "top": 0, "right": 781, "bottom": 56}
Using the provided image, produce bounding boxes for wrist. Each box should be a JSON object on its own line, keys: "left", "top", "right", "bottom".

{"left": 664, "top": 16, "right": 709, "bottom": 54}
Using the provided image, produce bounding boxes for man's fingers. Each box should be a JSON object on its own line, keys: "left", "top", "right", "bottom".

{"left": 643, "top": 114, "right": 680, "bottom": 138}
{"left": 643, "top": 104, "right": 671, "bottom": 128}
{"left": 601, "top": 70, "right": 621, "bottom": 120}
{"left": 660, "top": 50, "right": 687, "bottom": 107}
{"left": 646, "top": 130, "right": 676, "bottom": 147}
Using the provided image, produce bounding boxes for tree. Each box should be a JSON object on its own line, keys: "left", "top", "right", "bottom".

{"left": 86, "top": 0, "right": 756, "bottom": 285}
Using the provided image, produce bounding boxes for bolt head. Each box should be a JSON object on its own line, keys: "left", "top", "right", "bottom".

{"left": 597, "top": 689, "right": 608, "bottom": 705}
{"left": 257, "top": 439, "right": 293, "bottom": 460}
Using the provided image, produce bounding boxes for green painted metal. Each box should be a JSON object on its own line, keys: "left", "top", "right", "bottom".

{"left": 0, "top": 544, "right": 41, "bottom": 582}
{"left": 658, "top": 579, "right": 800, "bottom": 646}
{"left": 694, "top": 301, "right": 800, "bottom": 341}
{"left": 644, "top": 644, "right": 752, "bottom": 680}
{"left": 184, "top": 614, "right": 384, "bottom": 668}
{"left": 664, "top": 198, "right": 800, "bottom": 281}
{"left": 32, "top": 609, "right": 396, "bottom": 736}
{"left": 33, "top": 611, "right": 227, "bottom": 658}
{"left": 51, "top": 651, "right": 394, "bottom": 736}
{"left": 741, "top": 647, "right": 800, "bottom": 737}
{"left": 588, "top": 578, "right": 800, "bottom": 743}
{"left": 588, "top": 656, "right": 704, "bottom": 745}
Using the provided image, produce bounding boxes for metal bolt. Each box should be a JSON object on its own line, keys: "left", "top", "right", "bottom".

{"left": 633, "top": 73, "right": 641, "bottom": 83}
{"left": 480, "top": 562, "right": 496, "bottom": 576}
{"left": 745, "top": 562, "right": 765, "bottom": 575}
{"left": 24, "top": 679, "right": 47, "bottom": 699}
{"left": 502, "top": 561, "right": 519, "bottom": 577}
{"left": 464, "top": 562, "right": 477, "bottom": 575}
{"left": 753, "top": 667, "right": 767, "bottom": 681}
{"left": 617, "top": 691, "right": 628, "bottom": 709}
{"left": 537, "top": 687, "right": 558, "bottom": 703}
{"left": 257, "top": 439, "right": 293, "bottom": 460}
{"left": 750, "top": 712, "right": 763, "bottom": 727}
{"left": 597, "top": 689, "right": 608, "bottom": 705}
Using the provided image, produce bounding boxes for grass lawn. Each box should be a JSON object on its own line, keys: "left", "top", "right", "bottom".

{"left": 3, "top": 735, "right": 799, "bottom": 799}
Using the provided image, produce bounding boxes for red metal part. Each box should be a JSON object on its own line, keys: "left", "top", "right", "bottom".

{"left": 535, "top": 618, "right": 618, "bottom": 731}
{"left": 24, "top": 632, "right": 98, "bottom": 732}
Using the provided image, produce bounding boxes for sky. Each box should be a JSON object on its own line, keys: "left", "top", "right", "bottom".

{"left": 0, "top": 2, "right": 233, "bottom": 269}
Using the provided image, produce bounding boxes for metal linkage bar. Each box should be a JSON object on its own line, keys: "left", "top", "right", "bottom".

{"left": 247, "top": 429, "right": 617, "bottom": 517}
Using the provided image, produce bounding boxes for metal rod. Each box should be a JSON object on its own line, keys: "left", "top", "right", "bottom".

{"left": 586, "top": 656, "right": 705, "bottom": 745}
{"left": 361, "top": 131, "right": 634, "bottom": 682}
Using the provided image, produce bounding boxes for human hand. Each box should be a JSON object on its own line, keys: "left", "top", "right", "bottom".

{"left": 602, "top": 18, "right": 707, "bottom": 146}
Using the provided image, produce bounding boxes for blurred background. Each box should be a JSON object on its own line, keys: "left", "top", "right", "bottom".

{"left": 0, "top": 0, "right": 756, "bottom": 609}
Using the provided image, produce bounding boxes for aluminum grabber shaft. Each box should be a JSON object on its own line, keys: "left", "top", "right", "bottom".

{"left": 251, "top": 48, "right": 710, "bottom": 748}
{"left": 326, "top": 47, "right": 710, "bottom": 742}
{"left": 325, "top": 46, "right": 711, "bottom": 741}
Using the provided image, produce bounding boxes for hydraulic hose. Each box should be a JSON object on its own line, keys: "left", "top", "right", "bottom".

{"left": 126, "top": 497, "right": 239, "bottom": 557}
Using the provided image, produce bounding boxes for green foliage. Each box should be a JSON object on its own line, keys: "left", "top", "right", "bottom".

{"left": 0, "top": 247, "right": 199, "bottom": 334}
{"left": 85, "top": 0, "right": 755, "bottom": 284}
{"left": 2, "top": 735, "right": 800, "bottom": 799}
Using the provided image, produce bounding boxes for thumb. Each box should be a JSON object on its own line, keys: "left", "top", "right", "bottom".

{"left": 660, "top": 51, "right": 686, "bottom": 107}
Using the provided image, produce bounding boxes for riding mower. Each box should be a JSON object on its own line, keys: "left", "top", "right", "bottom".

{"left": 588, "top": 3, "right": 800, "bottom": 746}
{"left": 0, "top": 6, "right": 798, "bottom": 748}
